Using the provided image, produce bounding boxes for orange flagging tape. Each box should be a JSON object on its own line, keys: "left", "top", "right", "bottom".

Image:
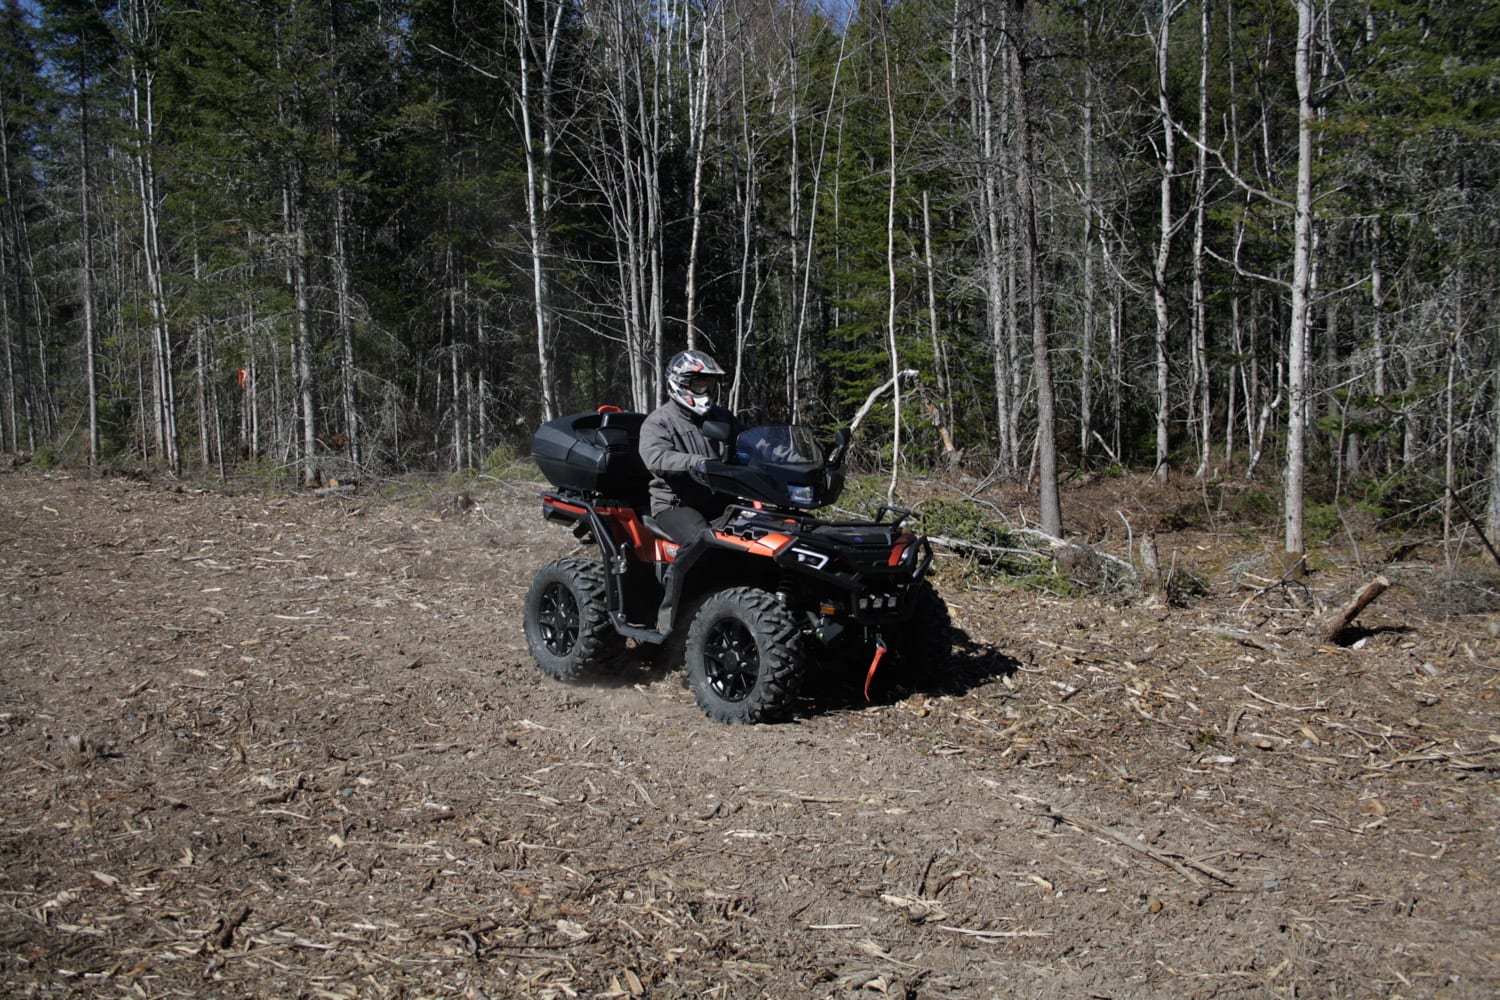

{"left": 863, "top": 643, "right": 887, "bottom": 701}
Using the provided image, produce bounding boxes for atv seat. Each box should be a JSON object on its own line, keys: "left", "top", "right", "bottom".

{"left": 640, "top": 515, "right": 675, "bottom": 542}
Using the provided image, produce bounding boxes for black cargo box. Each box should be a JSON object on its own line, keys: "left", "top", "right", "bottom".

{"left": 532, "top": 409, "right": 649, "bottom": 499}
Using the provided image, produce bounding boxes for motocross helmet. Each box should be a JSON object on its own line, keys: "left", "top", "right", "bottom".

{"left": 666, "top": 349, "right": 726, "bottom": 416}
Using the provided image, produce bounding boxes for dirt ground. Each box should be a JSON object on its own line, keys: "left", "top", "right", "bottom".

{"left": 1, "top": 463, "right": 1497, "bottom": 999}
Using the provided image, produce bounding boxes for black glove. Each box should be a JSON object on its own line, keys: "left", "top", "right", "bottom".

{"left": 689, "top": 456, "right": 710, "bottom": 486}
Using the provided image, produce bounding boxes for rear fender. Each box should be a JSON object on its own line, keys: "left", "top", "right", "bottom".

{"left": 542, "top": 493, "right": 656, "bottom": 562}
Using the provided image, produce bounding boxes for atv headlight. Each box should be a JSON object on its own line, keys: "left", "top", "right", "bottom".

{"left": 788, "top": 484, "right": 815, "bottom": 505}
{"left": 790, "top": 546, "right": 830, "bottom": 570}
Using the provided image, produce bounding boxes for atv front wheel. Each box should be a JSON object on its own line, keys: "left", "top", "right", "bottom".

{"left": 685, "top": 587, "right": 804, "bottom": 723}
{"left": 524, "top": 558, "right": 624, "bottom": 681}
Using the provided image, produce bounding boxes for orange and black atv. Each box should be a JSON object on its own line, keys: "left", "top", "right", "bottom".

{"left": 524, "top": 407, "right": 952, "bottom": 723}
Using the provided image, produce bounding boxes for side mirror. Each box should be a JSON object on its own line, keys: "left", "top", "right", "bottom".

{"left": 826, "top": 427, "right": 851, "bottom": 468}
{"left": 702, "top": 419, "right": 733, "bottom": 444}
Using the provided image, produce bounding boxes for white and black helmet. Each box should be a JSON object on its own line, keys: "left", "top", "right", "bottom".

{"left": 666, "top": 349, "right": 726, "bottom": 416}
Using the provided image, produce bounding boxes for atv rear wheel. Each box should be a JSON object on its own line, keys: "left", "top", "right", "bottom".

{"left": 524, "top": 557, "right": 624, "bottom": 681}
{"left": 685, "top": 587, "right": 804, "bottom": 724}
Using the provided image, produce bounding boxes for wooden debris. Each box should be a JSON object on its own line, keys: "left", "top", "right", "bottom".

{"left": 937, "top": 924, "right": 1052, "bottom": 940}
{"left": 213, "top": 904, "right": 253, "bottom": 951}
{"left": 1023, "top": 798, "right": 1237, "bottom": 888}
{"left": 1323, "top": 575, "right": 1390, "bottom": 643}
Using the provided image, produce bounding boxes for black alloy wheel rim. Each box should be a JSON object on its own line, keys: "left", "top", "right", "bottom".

{"left": 703, "top": 619, "right": 758, "bottom": 701}
{"left": 538, "top": 584, "right": 580, "bottom": 655}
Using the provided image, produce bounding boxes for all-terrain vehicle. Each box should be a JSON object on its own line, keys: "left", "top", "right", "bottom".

{"left": 523, "top": 406, "right": 952, "bottom": 723}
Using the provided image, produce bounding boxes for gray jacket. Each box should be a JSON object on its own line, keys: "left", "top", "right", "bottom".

{"left": 639, "top": 400, "right": 736, "bottom": 517}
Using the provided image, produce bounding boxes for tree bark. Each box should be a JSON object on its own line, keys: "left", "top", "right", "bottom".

{"left": 1153, "top": 0, "right": 1178, "bottom": 483}
{"left": 1008, "top": 0, "right": 1061, "bottom": 536}
{"left": 1190, "top": 0, "right": 1211, "bottom": 479}
{"left": 1323, "top": 576, "right": 1389, "bottom": 642}
{"left": 1079, "top": 80, "right": 1096, "bottom": 466}
{"left": 1489, "top": 347, "right": 1500, "bottom": 541}
{"left": 1285, "top": 0, "right": 1316, "bottom": 558}
{"left": 922, "top": 190, "right": 957, "bottom": 465}
{"left": 78, "top": 71, "right": 99, "bottom": 468}
{"left": 882, "top": 8, "right": 902, "bottom": 502}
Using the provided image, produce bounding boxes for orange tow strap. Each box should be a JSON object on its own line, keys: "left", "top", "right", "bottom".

{"left": 863, "top": 641, "right": 887, "bottom": 701}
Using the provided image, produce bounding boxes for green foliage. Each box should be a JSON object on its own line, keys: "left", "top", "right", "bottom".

{"left": 481, "top": 444, "right": 533, "bottom": 480}
{"left": 1228, "top": 488, "right": 1279, "bottom": 524}
{"left": 916, "top": 496, "right": 1018, "bottom": 551}
{"left": 1304, "top": 501, "right": 1343, "bottom": 542}
{"left": 1345, "top": 468, "right": 1447, "bottom": 529}
{"left": 31, "top": 446, "right": 57, "bottom": 470}
{"left": 832, "top": 474, "right": 897, "bottom": 520}
{"left": 228, "top": 456, "right": 297, "bottom": 494}
{"left": 912, "top": 495, "right": 1081, "bottom": 595}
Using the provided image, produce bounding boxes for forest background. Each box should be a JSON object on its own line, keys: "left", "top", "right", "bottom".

{"left": 1, "top": 0, "right": 1497, "bottom": 558}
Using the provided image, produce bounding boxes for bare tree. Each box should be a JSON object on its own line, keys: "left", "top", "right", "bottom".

{"left": 1282, "top": 0, "right": 1316, "bottom": 558}
{"left": 960, "top": 0, "right": 1020, "bottom": 474}
{"left": 680, "top": 0, "right": 723, "bottom": 348}
{"left": 1008, "top": 0, "right": 1061, "bottom": 536}
{"left": 1078, "top": 63, "right": 1097, "bottom": 465}
{"left": 576, "top": 0, "right": 669, "bottom": 410}
{"left": 922, "top": 189, "right": 958, "bottom": 464}
{"left": 879, "top": 5, "right": 902, "bottom": 500}
{"left": 1151, "top": 0, "right": 1185, "bottom": 483}
{"left": 1189, "top": 0, "right": 1211, "bottom": 478}
{"left": 1488, "top": 347, "right": 1500, "bottom": 541}
{"left": 510, "top": 0, "right": 565, "bottom": 420}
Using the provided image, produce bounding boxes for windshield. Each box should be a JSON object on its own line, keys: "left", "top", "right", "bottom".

{"left": 734, "top": 426, "right": 824, "bottom": 469}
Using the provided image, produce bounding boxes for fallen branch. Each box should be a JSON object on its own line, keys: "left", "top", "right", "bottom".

{"left": 849, "top": 369, "right": 918, "bottom": 433}
{"left": 1323, "top": 575, "right": 1390, "bottom": 642}
{"left": 1035, "top": 802, "right": 1237, "bottom": 888}
{"left": 1448, "top": 487, "right": 1500, "bottom": 570}
{"left": 938, "top": 924, "right": 1051, "bottom": 940}
{"left": 926, "top": 534, "right": 1047, "bottom": 563}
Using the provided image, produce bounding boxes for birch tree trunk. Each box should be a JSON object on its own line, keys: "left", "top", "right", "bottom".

{"left": 1152, "top": 0, "right": 1179, "bottom": 483}
{"left": 727, "top": 24, "right": 758, "bottom": 414}
{"left": 582, "top": 0, "right": 666, "bottom": 410}
{"left": 79, "top": 81, "right": 99, "bottom": 468}
{"left": 290, "top": 182, "right": 317, "bottom": 486}
{"left": 1079, "top": 82, "right": 1096, "bottom": 465}
{"left": 682, "top": 0, "right": 720, "bottom": 347}
{"left": 0, "top": 90, "right": 38, "bottom": 451}
{"left": 193, "top": 253, "right": 208, "bottom": 469}
{"left": 1190, "top": 0, "right": 1211, "bottom": 479}
{"left": 1284, "top": 0, "right": 1316, "bottom": 557}
{"left": 881, "top": 12, "right": 902, "bottom": 501}
{"left": 333, "top": 180, "right": 359, "bottom": 465}
{"left": 1442, "top": 323, "right": 1458, "bottom": 562}
{"left": 511, "top": 0, "right": 562, "bottom": 421}
{"left": 127, "top": 0, "right": 179, "bottom": 474}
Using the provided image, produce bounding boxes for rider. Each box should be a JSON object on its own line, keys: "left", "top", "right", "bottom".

{"left": 639, "top": 349, "right": 738, "bottom": 544}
